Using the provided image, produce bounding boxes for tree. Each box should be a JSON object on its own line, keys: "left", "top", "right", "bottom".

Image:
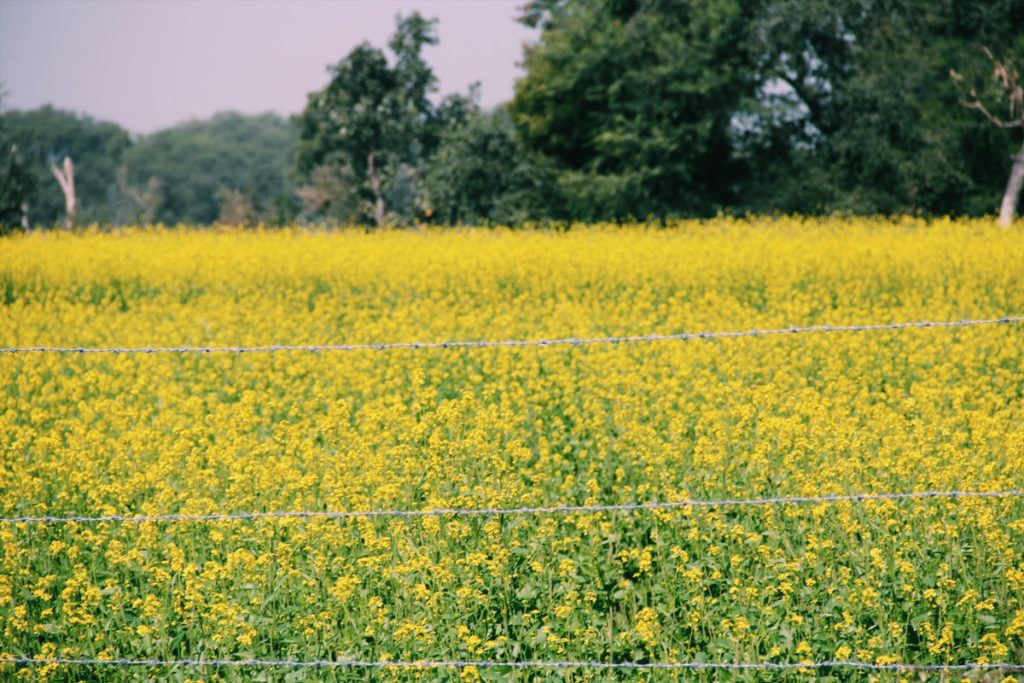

{"left": 741, "top": 0, "right": 1024, "bottom": 216}
{"left": 0, "top": 127, "right": 35, "bottom": 234}
{"left": 50, "top": 156, "right": 76, "bottom": 229}
{"left": 295, "top": 12, "right": 472, "bottom": 226}
{"left": 122, "top": 111, "right": 297, "bottom": 225}
{"left": 511, "top": 0, "right": 758, "bottom": 220}
{"left": 952, "top": 48, "right": 1024, "bottom": 226}
{"left": 296, "top": 41, "right": 402, "bottom": 225}
{"left": 422, "top": 108, "right": 562, "bottom": 224}
{"left": 512, "top": 0, "right": 1024, "bottom": 220}
{"left": 2, "top": 106, "right": 131, "bottom": 227}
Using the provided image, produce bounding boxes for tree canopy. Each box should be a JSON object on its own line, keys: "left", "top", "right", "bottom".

{"left": 3, "top": 2, "right": 1023, "bottom": 229}
{"left": 2, "top": 106, "right": 131, "bottom": 227}
{"left": 510, "top": 0, "right": 1024, "bottom": 220}
{"left": 122, "top": 111, "right": 297, "bottom": 225}
{"left": 295, "top": 12, "right": 475, "bottom": 225}
{"left": 512, "top": 0, "right": 757, "bottom": 219}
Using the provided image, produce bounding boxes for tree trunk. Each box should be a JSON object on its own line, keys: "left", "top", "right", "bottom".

{"left": 50, "top": 156, "right": 76, "bottom": 230}
{"left": 367, "top": 151, "right": 385, "bottom": 227}
{"left": 999, "top": 141, "right": 1024, "bottom": 227}
{"left": 21, "top": 201, "right": 29, "bottom": 231}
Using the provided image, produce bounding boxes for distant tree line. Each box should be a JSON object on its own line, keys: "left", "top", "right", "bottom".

{"left": 0, "top": 106, "right": 299, "bottom": 231}
{"left": 1, "top": 1, "right": 1022, "bottom": 233}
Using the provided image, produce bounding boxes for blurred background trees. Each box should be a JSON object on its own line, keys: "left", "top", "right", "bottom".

{"left": 121, "top": 112, "right": 297, "bottom": 225}
{"left": 1, "top": 105, "right": 130, "bottom": 227}
{"left": 0, "top": 107, "right": 296, "bottom": 228}
{"left": 2, "top": 1, "right": 1022, "bottom": 230}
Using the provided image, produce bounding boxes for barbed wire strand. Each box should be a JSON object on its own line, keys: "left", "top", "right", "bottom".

{"left": 2, "top": 316, "right": 1021, "bottom": 354}
{"left": 2, "top": 656, "right": 1023, "bottom": 672}
{"left": 4, "top": 489, "right": 1022, "bottom": 525}
{"left": 3, "top": 325, "right": 1022, "bottom": 673}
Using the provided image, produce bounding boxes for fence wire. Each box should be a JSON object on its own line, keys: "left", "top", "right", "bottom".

{"left": 3, "top": 318, "right": 1023, "bottom": 674}
{"left": 3, "top": 489, "right": 1022, "bottom": 525}
{"left": 2, "top": 656, "right": 1023, "bottom": 672}
{"left": 2, "top": 315, "right": 1022, "bottom": 354}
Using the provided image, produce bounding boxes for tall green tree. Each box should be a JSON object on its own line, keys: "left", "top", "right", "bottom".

{"left": 511, "top": 0, "right": 758, "bottom": 220}
{"left": 296, "top": 13, "right": 432, "bottom": 226}
{"left": 741, "top": 0, "right": 1024, "bottom": 216}
{"left": 295, "top": 12, "right": 474, "bottom": 226}
{"left": 296, "top": 41, "right": 405, "bottom": 225}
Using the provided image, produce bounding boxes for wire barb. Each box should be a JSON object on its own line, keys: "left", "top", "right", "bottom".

{"left": 3, "top": 489, "right": 1021, "bottom": 525}
{"left": 2, "top": 316, "right": 1021, "bottom": 354}
{"left": 2, "top": 656, "right": 1023, "bottom": 672}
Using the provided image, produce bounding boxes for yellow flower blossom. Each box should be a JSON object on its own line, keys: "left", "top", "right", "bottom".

{"left": 1, "top": 218, "right": 1022, "bottom": 669}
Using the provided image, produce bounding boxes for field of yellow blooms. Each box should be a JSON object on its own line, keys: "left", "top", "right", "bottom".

{"left": 2, "top": 217, "right": 1024, "bottom": 682}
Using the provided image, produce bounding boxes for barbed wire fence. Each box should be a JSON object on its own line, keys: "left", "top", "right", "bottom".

{"left": 2, "top": 315, "right": 1022, "bottom": 354}
{"left": 4, "top": 314, "right": 1024, "bottom": 674}
{"left": 3, "top": 488, "right": 1023, "bottom": 525}
{"left": 2, "top": 656, "right": 1024, "bottom": 673}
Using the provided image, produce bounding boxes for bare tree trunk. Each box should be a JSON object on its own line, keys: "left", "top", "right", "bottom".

{"left": 367, "top": 151, "right": 385, "bottom": 227}
{"left": 50, "top": 156, "right": 76, "bottom": 230}
{"left": 999, "top": 142, "right": 1024, "bottom": 227}
{"left": 21, "top": 201, "right": 29, "bottom": 231}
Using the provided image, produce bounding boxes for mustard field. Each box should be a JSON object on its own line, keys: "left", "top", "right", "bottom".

{"left": 2, "top": 217, "right": 1024, "bottom": 682}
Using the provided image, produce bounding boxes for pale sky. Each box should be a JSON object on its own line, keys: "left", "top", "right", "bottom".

{"left": 0, "top": 0, "right": 539, "bottom": 135}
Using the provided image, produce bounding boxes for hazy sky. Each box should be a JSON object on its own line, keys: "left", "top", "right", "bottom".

{"left": 0, "top": 0, "right": 539, "bottom": 135}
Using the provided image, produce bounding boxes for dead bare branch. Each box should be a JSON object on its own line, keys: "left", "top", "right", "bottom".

{"left": 50, "top": 156, "right": 76, "bottom": 230}
{"left": 958, "top": 98, "right": 1024, "bottom": 128}
{"left": 952, "top": 47, "right": 1024, "bottom": 227}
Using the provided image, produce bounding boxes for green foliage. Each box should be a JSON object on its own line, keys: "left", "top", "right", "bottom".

{"left": 5, "top": 2, "right": 1023, "bottom": 227}
{"left": 740, "top": 0, "right": 1024, "bottom": 215}
{"left": 422, "top": 109, "right": 562, "bottom": 224}
{"left": 1, "top": 106, "right": 131, "bottom": 227}
{"left": 512, "top": 0, "right": 756, "bottom": 219}
{"left": 122, "top": 111, "right": 298, "bottom": 225}
{"left": 512, "top": 0, "right": 1024, "bottom": 220}
{"left": 295, "top": 12, "right": 468, "bottom": 225}
{"left": 0, "top": 118, "right": 35, "bottom": 234}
